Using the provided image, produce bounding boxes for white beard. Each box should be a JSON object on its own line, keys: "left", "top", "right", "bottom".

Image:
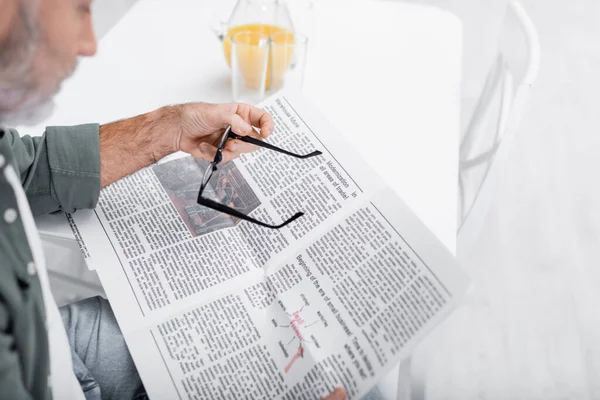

{"left": 0, "top": 1, "right": 67, "bottom": 128}
{"left": 0, "top": 97, "right": 55, "bottom": 127}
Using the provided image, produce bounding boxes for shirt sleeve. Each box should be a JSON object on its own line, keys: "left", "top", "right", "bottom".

{"left": 4, "top": 125, "right": 101, "bottom": 216}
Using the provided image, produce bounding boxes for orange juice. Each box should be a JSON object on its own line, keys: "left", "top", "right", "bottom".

{"left": 224, "top": 23, "right": 295, "bottom": 90}
{"left": 269, "top": 31, "right": 298, "bottom": 91}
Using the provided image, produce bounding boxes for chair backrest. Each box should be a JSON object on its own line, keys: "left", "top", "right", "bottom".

{"left": 457, "top": 0, "right": 540, "bottom": 258}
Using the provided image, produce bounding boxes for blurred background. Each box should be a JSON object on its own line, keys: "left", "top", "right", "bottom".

{"left": 89, "top": 0, "right": 600, "bottom": 398}
{"left": 410, "top": 0, "right": 600, "bottom": 398}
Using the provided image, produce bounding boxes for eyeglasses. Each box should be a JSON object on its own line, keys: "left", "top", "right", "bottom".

{"left": 197, "top": 125, "right": 322, "bottom": 229}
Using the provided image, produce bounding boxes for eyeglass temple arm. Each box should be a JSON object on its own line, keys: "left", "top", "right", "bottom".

{"left": 197, "top": 196, "right": 304, "bottom": 229}
{"left": 229, "top": 132, "right": 322, "bottom": 159}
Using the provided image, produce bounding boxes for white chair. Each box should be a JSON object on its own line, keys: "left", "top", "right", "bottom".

{"left": 396, "top": 1, "right": 540, "bottom": 399}
{"left": 41, "top": 233, "right": 106, "bottom": 306}
{"left": 456, "top": 0, "right": 541, "bottom": 260}
{"left": 36, "top": 213, "right": 106, "bottom": 307}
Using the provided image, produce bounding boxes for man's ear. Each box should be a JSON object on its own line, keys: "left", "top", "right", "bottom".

{"left": 0, "top": 0, "right": 18, "bottom": 46}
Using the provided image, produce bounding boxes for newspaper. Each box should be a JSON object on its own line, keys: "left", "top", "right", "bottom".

{"left": 69, "top": 92, "right": 470, "bottom": 399}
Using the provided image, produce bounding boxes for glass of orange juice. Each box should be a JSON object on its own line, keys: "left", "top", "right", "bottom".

{"left": 231, "top": 31, "right": 270, "bottom": 103}
{"left": 223, "top": 23, "right": 293, "bottom": 91}
{"left": 269, "top": 32, "right": 308, "bottom": 93}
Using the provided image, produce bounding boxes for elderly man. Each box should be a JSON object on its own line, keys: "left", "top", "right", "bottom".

{"left": 0, "top": 0, "right": 346, "bottom": 399}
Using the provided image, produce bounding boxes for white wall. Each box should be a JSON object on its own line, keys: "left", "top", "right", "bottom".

{"left": 91, "top": 0, "right": 139, "bottom": 39}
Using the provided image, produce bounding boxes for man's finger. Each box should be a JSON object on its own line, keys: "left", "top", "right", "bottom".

{"left": 224, "top": 139, "right": 256, "bottom": 154}
{"left": 219, "top": 107, "right": 271, "bottom": 141}
{"left": 192, "top": 136, "right": 258, "bottom": 161}
{"left": 195, "top": 143, "right": 218, "bottom": 161}
{"left": 208, "top": 103, "right": 274, "bottom": 138}
{"left": 229, "top": 114, "right": 254, "bottom": 136}
{"left": 185, "top": 146, "right": 207, "bottom": 161}
{"left": 321, "top": 387, "right": 346, "bottom": 400}
{"left": 238, "top": 103, "right": 274, "bottom": 138}
{"left": 191, "top": 143, "right": 242, "bottom": 165}
{"left": 219, "top": 149, "right": 242, "bottom": 164}
{"left": 229, "top": 119, "right": 264, "bottom": 142}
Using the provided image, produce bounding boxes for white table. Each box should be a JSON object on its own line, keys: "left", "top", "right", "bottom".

{"left": 25, "top": 0, "right": 462, "bottom": 398}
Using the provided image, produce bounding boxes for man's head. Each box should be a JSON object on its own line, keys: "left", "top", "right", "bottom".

{"left": 0, "top": 0, "right": 96, "bottom": 125}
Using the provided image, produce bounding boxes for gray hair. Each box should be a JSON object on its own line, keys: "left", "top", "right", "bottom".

{"left": 0, "top": 0, "right": 41, "bottom": 124}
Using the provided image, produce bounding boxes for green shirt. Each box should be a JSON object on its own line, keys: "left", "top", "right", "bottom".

{"left": 0, "top": 124, "right": 100, "bottom": 399}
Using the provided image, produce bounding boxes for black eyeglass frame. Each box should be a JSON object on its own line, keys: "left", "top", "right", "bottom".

{"left": 196, "top": 125, "right": 322, "bottom": 229}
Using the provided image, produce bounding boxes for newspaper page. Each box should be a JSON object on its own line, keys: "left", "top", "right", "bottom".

{"left": 70, "top": 91, "right": 470, "bottom": 399}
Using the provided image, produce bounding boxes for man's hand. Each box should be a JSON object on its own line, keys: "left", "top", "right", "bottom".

{"left": 99, "top": 102, "right": 274, "bottom": 187}
{"left": 176, "top": 102, "right": 274, "bottom": 163}
{"left": 322, "top": 387, "right": 346, "bottom": 400}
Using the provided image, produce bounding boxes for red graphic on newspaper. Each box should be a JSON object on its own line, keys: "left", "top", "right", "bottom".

{"left": 277, "top": 305, "right": 321, "bottom": 374}
{"left": 284, "top": 310, "right": 306, "bottom": 373}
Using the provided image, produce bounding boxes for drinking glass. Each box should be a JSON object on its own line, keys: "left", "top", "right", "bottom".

{"left": 231, "top": 31, "right": 270, "bottom": 103}
{"left": 269, "top": 31, "right": 309, "bottom": 93}
{"left": 215, "top": 0, "right": 295, "bottom": 67}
